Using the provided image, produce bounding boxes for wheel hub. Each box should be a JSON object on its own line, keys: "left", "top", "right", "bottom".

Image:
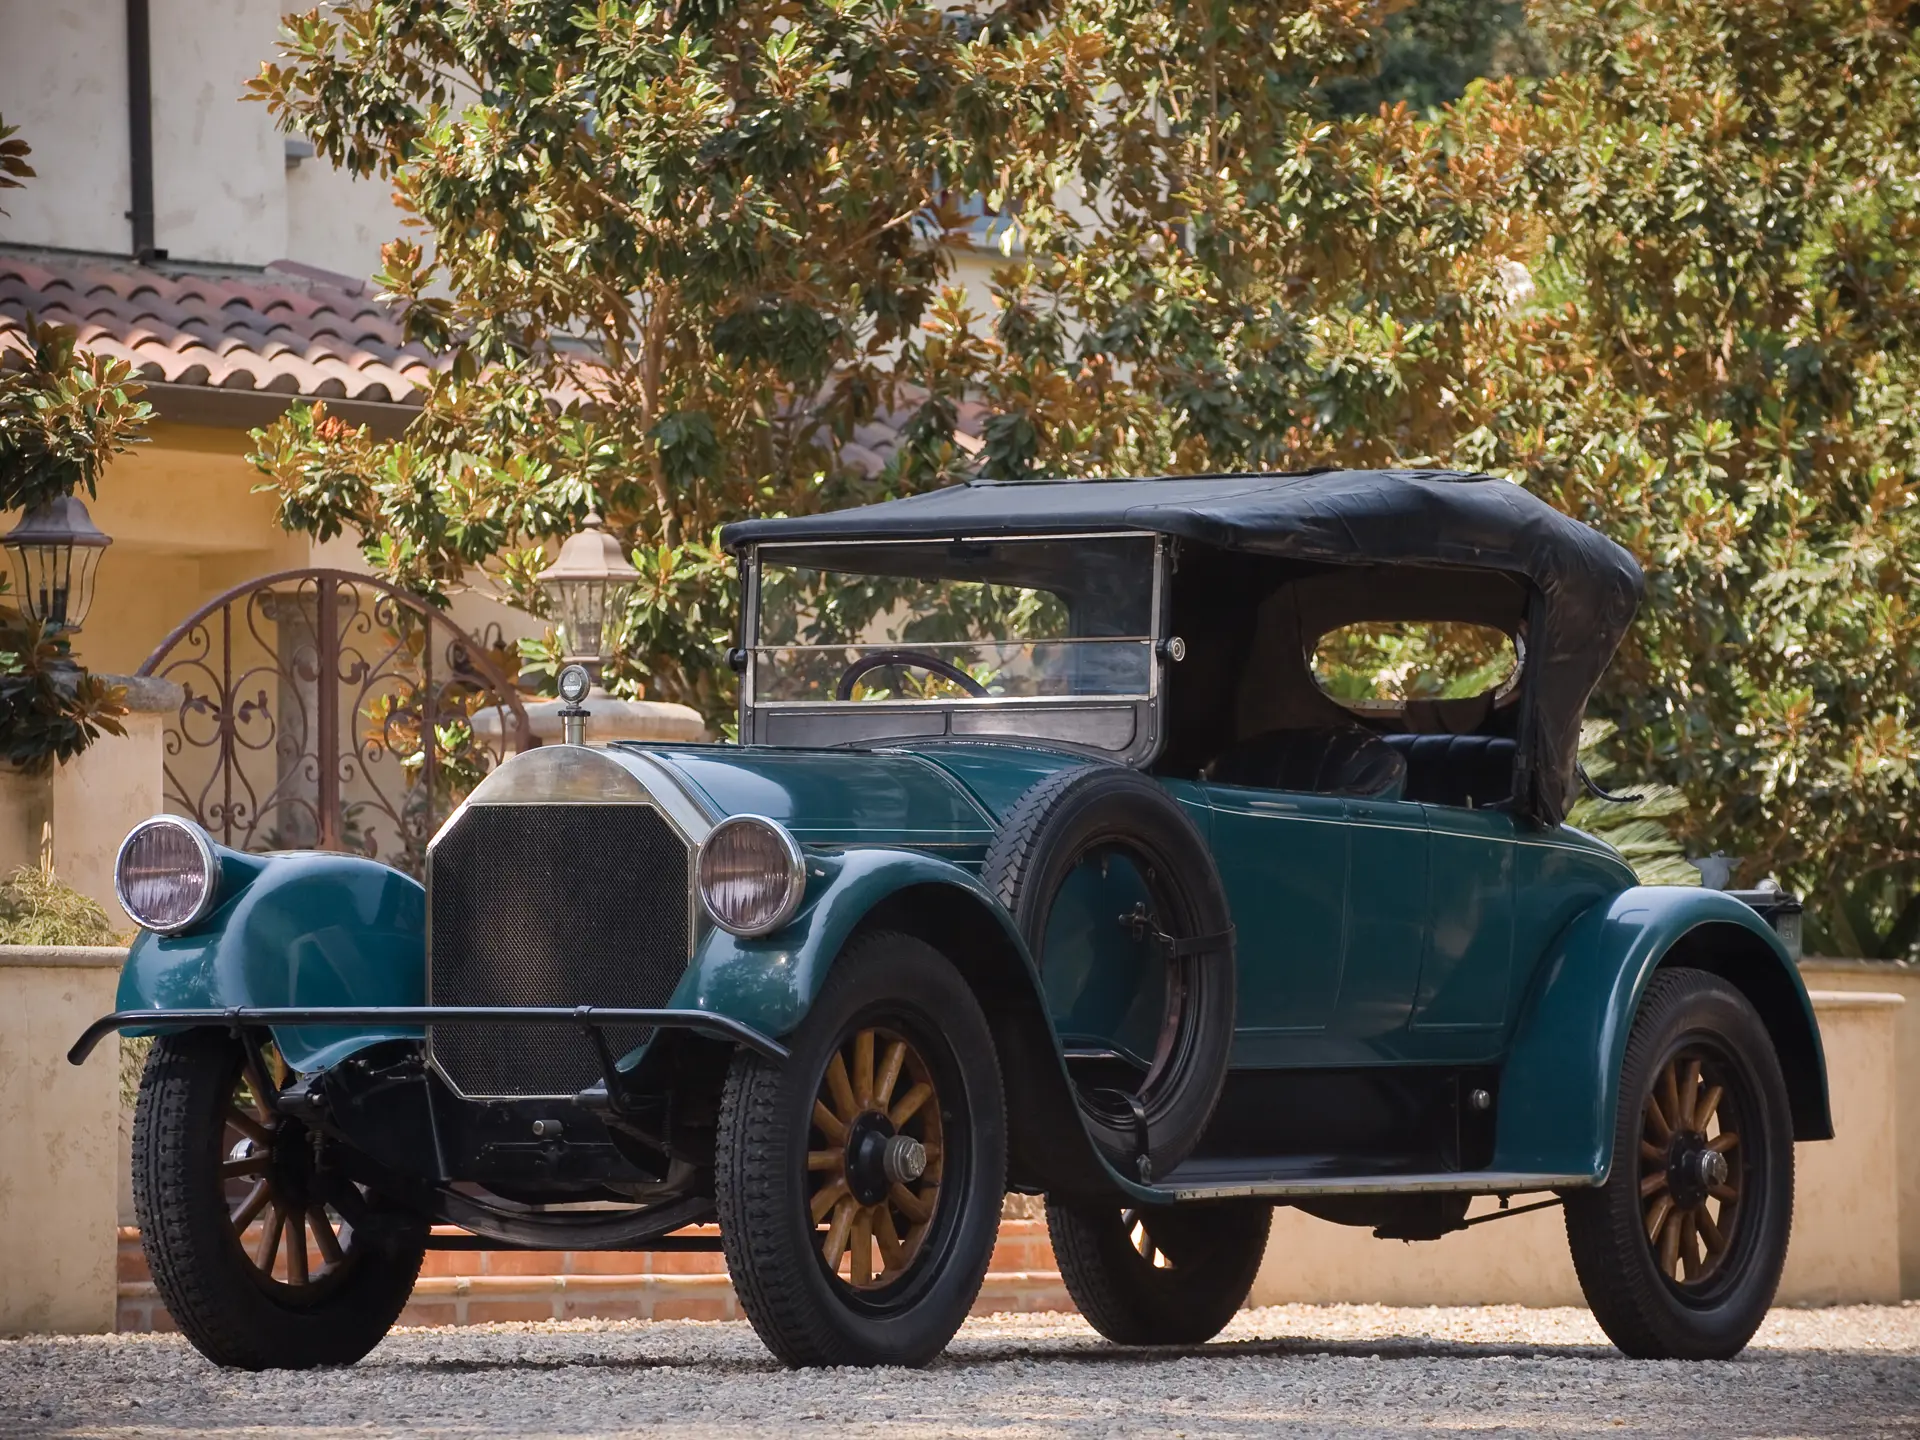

{"left": 844, "top": 1111, "right": 898, "bottom": 1205}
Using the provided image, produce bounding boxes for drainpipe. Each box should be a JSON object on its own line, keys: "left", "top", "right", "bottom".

{"left": 125, "top": 0, "right": 163, "bottom": 262}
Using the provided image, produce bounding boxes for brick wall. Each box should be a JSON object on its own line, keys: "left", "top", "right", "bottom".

{"left": 116, "top": 1220, "right": 1069, "bottom": 1332}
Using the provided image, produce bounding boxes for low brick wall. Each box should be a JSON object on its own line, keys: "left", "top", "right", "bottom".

{"left": 115, "top": 1220, "right": 1068, "bottom": 1332}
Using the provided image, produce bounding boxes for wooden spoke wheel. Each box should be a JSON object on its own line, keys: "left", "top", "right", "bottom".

{"left": 715, "top": 930, "right": 1007, "bottom": 1368}
{"left": 131, "top": 1029, "right": 425, "bottom": 1370}
{"left": 220, "top": 1048, "right": 355, "bottom": 1292}
{"left": 1636, "top": 1049, "right": 1746, "bottom": 1290}
{"left": 805, "top": 1025, "right": 945, "bottom": 1291}
{"left": 1564, "top": 968, "right": 1794, "bottom": 1361}
{"left": 1047, "top": 1197, "right": 1272, "bottom": 1345}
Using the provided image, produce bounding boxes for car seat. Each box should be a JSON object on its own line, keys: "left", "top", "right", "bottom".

{"left": 1380, "top": 734, "right": 1517, "bottom": 809}
{"left": 1204, "top": 727, "right": 1408, "bottom": 799}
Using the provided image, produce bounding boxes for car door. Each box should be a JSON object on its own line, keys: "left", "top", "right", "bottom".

{"left": 1410, "top": 805, "right": 1517, "bottom": 1043}
{"left": 1335, "top": 794, "right": 1431, "bottom": 1051}
{"left": 1201, "top": 782, "right": 1351, "bottom": 1060}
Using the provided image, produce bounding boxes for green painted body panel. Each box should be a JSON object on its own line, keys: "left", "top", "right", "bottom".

{"left": 1203, "top": 782, "right": 1351, "bottom": 1060}
{"left": 646, "top": 747, "right": 996, "bottom": 858}
{"left": 1415, "top": 808, "right": 1519, "bottom": 1034}
{"left": 115, "top": 847, "right": 426, "bottom": 1072}
{"left": 1493, "top": 885, "right": 1826, "bottom": 1181}
{"left": 662, "top": 845, "right": 1034, "bottom": 1038}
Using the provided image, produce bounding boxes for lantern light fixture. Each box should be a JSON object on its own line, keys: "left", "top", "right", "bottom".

{"left": 535, "top": 511, "right": 640, "bottom": 684}
{"left": 2, "top": 494, "right": 113, "bottom": 633}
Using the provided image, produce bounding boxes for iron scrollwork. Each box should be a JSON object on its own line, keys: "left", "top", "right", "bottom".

{"left": 138, "top": 570, "right": 535, "bottom": 876}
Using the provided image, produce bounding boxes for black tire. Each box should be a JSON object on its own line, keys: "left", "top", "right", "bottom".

{"left": 983, "top": 764, "right": 1235, "bottom": 1180}
{"left": 1564, "top": 967, "right": 1795, "bottom": 1360}
{"left": 131, "top": 1029, "right": 426, "bottom": 1369}
{"left": 715, "top": 931, "right": 1007, "bottom": 1367}
{"left": 1047, "top": 1198, "right": 1271, "bottom": 1345}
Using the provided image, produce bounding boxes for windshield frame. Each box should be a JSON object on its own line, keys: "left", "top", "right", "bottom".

{"left": 738, "top": 531, "right": 1171, "bottom": 761}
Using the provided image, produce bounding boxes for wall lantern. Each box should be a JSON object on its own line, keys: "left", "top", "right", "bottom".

{"left": 535, "top": 511, "right": 639, "bottom": 684}
{"left": 2, "top": 494, "right": 113, "bottom": 633}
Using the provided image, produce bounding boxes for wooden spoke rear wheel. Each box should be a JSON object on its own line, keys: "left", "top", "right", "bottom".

{"left": 131, "top": 1029, "right": 425, "bottom": 1370}
{"left": 715, "top": 931, "right": 1007, "bottom": 1368}
{"left": 805, "top": 1025, "right": 945, "bottom": 1291}
{"left": 1565, "top": 968, "right": 1794, "bottom": 1360}
{"left": 1636, "top": 1051, "right": 1746, "bottom": 1289}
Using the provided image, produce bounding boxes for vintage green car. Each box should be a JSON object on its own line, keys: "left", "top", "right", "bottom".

{"left": 75, "top": 469, "right": 1827, "bottom": 1371}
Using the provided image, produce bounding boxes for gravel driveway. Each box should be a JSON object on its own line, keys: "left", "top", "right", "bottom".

{"left": 5, "top": 1304, "right": 1918, "bottom": 1438}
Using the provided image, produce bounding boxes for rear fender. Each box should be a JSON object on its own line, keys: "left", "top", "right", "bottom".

{"left": 669, "top": 846, "right": 1144, "bottom": 1201}
{"left": 1496, "top": 886, "right": 1830, "bottom": 1184}
{"left": 116, "top": 848, "right": 425, "bottom": 1072}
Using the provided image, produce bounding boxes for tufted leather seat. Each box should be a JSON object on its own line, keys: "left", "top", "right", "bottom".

{"left": 1381, "top": 734, "right": 1517, "bottom": 809}
{"left": 1205, "top": 727, "right": 1408, "bottom": 800}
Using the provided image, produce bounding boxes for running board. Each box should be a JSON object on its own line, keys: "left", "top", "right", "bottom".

{"left": 1153, "top": 1164, "right": 1593, "bottom": 1202}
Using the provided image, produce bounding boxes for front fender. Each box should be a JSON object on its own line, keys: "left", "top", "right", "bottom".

{"left": 666, "top": 847, "right": 1033, "bottom": 1037}
{"left": 1495, "top": 886, "right": 1830, "bottom": 1184}
{"left": 667, "top": 845, "right": 1153, "bottom": 1203}
{"left": 116, "top": 849, "right": 425, "bottom": 1072}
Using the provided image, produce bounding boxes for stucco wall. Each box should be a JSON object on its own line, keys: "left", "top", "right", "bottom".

{"left": 1799, "top": 959, "right": 1920, "bottom": 1296}
{"left": 0, "top": 0, "right": 401, "bottom": 279}
{"left": 1251, "top": 987, "right": 1907, "bottom": 1307}
{"left": 0, "top": 947, "right": 124, "bottom": 1336}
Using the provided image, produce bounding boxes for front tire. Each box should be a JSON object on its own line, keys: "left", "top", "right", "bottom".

{"left": 715, "top": 930, "right": 1007, "bottom": 1367}
{"left": 1047, "top": 1198, "right": 1271, "bottom": 1345}
{"left": 1564, "top": 968, "right": 1794, "bottom": 1359}
{"left": 131, "top": 1030, "right": 425, "bottom": 1369}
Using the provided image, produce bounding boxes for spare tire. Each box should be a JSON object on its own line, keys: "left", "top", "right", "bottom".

{"left": 983, "top": 764, "right": 1235, "bottom": 1181}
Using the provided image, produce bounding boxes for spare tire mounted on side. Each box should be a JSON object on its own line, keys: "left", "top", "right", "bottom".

{"left": 982, "top": 764, "right": 1236, "bottom": 1182}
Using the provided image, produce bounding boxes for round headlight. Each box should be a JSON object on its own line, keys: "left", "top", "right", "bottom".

{"left": 698, "top": 815, "right": 805, "bottom": 937}
{"left": 115, "top": 817, "right": 220, "bottom": 933}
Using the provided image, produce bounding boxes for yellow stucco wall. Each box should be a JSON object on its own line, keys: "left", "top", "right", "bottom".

{"left": 63, "top": 423, "right": 310, "bottom": 677}
{"left": 0, "top": 948, "right": 123, "bottom": 1336}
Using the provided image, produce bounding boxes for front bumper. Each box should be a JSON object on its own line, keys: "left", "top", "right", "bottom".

{"left": 68, "top": 1004, "right": 788, "bottom": 1068}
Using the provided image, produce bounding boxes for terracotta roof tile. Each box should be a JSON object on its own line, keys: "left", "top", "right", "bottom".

{"left": 0, "top": 249, "right": 437, "bottom": 405}
{"left": 0, "top": 249, "right": 986, "bottom": 465}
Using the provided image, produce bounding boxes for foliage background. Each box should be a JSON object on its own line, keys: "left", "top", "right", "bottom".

{"left": 247, "top": 0, "right": 1920, "bottom": 957}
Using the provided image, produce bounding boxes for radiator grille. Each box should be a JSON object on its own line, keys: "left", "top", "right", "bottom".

{"left": 427, "top": 803, "right": 693, "bottom": 1098}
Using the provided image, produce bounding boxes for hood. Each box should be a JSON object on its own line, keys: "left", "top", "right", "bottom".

{"left": 625, "top": 741, "right": 1093, "bottom": 850}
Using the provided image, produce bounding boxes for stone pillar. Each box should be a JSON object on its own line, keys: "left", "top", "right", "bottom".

{"left": 49, "top": 675, "right": 184, "bottom": 928}
{"left": 0, "top": 945, "right": 125, "bottom": 1335}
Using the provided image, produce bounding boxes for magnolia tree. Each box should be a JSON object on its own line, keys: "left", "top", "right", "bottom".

{"left": 247, "top": 0, "right": 1920, "bottom": 954}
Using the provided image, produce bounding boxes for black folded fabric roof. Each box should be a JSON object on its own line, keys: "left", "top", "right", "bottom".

{"left": 723, "top": 469, "right": 1645, "bottom": 826}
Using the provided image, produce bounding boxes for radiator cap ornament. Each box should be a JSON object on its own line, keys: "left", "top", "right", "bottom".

{"left": 557, "top": 663, "right": 592, "bottom": 744}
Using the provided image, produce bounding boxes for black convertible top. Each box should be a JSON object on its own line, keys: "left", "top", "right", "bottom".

{"left": 723, "top": 469, "right": 1645, "bottom": 825}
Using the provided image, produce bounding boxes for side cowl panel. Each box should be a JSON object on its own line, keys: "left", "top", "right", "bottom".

{"left": 1494, "top": 886, "right": 1830, "bottom": 1184}
{"left": 115, "top": 850, "right": 426, "bottom": 1072}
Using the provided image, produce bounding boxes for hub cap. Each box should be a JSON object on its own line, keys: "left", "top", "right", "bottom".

{"left": 1637, "top": 1049, "right": 1744, "bottom": 1288}
{"left": 806, "top": 1026, "right": 944, "bottom": 1290}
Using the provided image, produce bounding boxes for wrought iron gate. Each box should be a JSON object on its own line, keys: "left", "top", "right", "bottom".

{"left": 139, "top": 569, "right": 534, "bottom": 876}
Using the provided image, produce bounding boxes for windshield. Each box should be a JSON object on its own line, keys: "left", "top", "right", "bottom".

{"left": 751, "top": 535, "right": 1156, "bottom": 705}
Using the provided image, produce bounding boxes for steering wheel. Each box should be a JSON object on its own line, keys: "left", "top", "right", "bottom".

{"left": 835, "top": 649, "right": 990, "bottom": 701}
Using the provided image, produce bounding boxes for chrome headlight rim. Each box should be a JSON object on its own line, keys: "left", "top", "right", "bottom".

{"left": 697, "top": 814, "right": 806, "bottom": 938}
{"left": 114, "top": 816, "right": 221, "bottom": 935}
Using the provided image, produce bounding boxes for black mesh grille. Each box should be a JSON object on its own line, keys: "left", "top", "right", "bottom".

{"left": 428, "top": 803, "right": 692, "bottom": 1097}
